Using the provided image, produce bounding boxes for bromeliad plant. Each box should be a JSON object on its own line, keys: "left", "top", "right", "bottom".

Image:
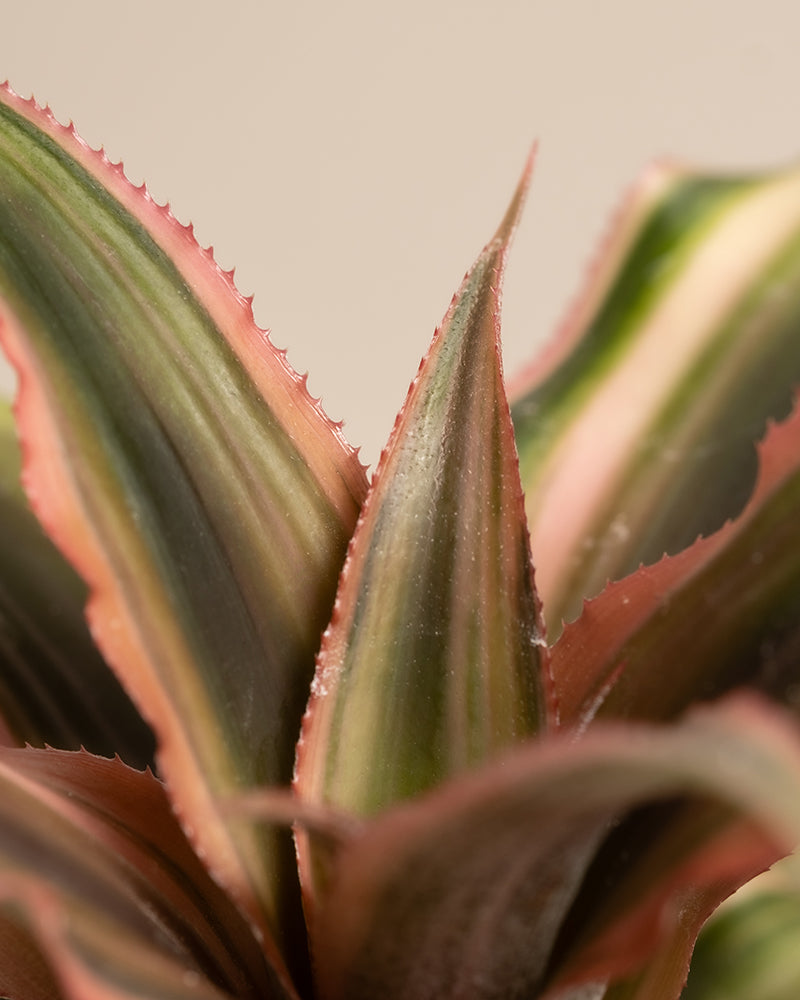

{"left": 3, "top": 83, "right": 800, "bottom": 1000}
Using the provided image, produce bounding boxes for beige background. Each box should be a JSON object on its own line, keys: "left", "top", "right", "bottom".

{"left": 2, "top": 1, "right": 798, "bottom": 466}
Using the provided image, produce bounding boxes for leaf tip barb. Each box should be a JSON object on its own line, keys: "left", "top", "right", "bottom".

{"left": 492, "top": 142, "right": 537, "bottom": 257}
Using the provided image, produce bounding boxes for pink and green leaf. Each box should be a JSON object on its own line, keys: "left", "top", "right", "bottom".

{"left": 0, "top": 886, "right": 242, "bottom": 1000}
{"left": 511, "top": 163, "right": 800, "bottom": 635}
{"left": 0, "top": 400, "right": 154, "bottom": 766}
{"left": 544, "top": 799, "right": 772, "bottom": 1000}
{"left": 551, "top": 393, "right": 800, "bottom": 728}
{"left": 311, "top": 696, "right": 800, "bottom": 1000}
{"left": 545, "top": 397, "right": 800, "bottom": 997}
{"left": 0, "top": 746, "right": 288, "bottom": 999}
{"left": 295, "top": 156, "right": 547, "bottom": 845}
{"left": 0, "top": 84, "right": 367, "bottom": 979}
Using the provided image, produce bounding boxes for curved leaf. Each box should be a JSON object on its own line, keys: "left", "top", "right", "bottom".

{"left": 682, "top": 861, "right": 800, "bottom": 1000}
{"left": 0, "top": 84, "right": 368, "bottom": 977}
{"left": 551, "top": 394, "right": 800, "bottom": 728}
{"left": 0, "top": 746, "right": 288, "bottom": 999}
{"left": 545, "top": 801, "right": 773, "bottom": 1000}
{"left": 0, "top": 891, "right": 235, "bottom": 1000}
{"left": 295, "top": 155, "right": 546, "bottom": 839}
{"left": 511, "top": 163, "right": 800, "bottom": 634}
{"left": 0, "top": 400, "right": 154, "bottom": 767}
{"left": 311, "top": 696, "right": 800, "bottom": 1000}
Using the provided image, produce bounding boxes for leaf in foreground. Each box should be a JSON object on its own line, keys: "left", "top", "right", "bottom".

{"left": 0, "top": 83, "right": 367, "bottom": 982}
{"left": 311, "top": 696, "right": 800, "bottom": 1000}
{"left": 0, "top": 746, "right": 285, "bottom": 999}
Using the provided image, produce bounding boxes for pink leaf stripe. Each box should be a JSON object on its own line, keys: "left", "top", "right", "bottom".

{"left": 0, "top": 82, "right": 367, "bottom": 984}
{"left": 552, "top": 394, "right": 800, "bottom": 728}
{"left": 296, "top": 150, "right": 547, "bottom": 836}
{"left": 313, "top": 696, "right": 800, "bottom": 1000}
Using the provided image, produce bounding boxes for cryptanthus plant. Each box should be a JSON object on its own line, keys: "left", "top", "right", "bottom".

{"left": 1, "top": 82, "right": 800, "bottom": 1000}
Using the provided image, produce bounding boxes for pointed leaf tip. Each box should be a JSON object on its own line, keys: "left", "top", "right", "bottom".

{"left": 296, "top": 159, "right": 548, "bottom": 893}
{"left": 492, "top": 144, "right": 536, "bottom": 252}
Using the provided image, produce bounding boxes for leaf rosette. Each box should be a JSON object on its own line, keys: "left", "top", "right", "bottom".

{"left": 1, "top": 81, "right": 800, "bottom": 1000}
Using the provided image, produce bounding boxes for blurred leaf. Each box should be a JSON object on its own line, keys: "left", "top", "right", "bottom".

{"left": 0, "top": 84, "right": 367, "bottom": 978}
{"left": 682, "top": 861, "right": 800, "bottom": 1000}
{"left": 551, "top": 395, "right": 800, "bottom": 728}
{"left": 0, "top": 400, "right": 154, "bottom": 767}
{"left": 296, "top": 155, "right": 547, "bottom": 850}
{"left": 547, "top": 800, "right": 773, "bottom": 1000}
{"left": 0, "top": 746, "right": 286, "bottom": 998}
{"left": 511, "top": 164, "right": 800, "bottom": 635}
{"left": 312, "top": 696, "right": 800, "bottom": 1000}
{"left": 0, "top": 895, "right": 238, "bottom": 1000}
{"left": 0, "top": 912, "right": 62, "bottom": 1000}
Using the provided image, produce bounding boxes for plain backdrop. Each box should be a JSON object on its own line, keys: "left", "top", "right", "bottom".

{"left": 1, "top": 0, "right": 799, "bottom": 467}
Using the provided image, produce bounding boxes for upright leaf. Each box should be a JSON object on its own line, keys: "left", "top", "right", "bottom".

{"left": 511, "top": 163, "right": 800, "bottom": 634}
{"left": 0, "top": 84, "right": 368, "bottom": 981}
{"left": 296, "top": 155, "right": 547, "bottom": 845}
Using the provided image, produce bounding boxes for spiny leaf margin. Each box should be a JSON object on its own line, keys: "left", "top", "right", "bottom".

{"left": 295, "top": 152, "right": 548, "bottom": 844}
{"left": 0, "top": 82, "right": 367, "bottom": 980}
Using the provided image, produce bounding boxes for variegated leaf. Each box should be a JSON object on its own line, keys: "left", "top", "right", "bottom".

{"left": 551, "top": 394, "right": 800, "bottom": 728}
{"left": 0, "top": 746, "right": 287, "bottom": 999}
{"left": 312, "top": 696, "right": 800, "bottom": 1000}
{"left": 0, "top": 84, "right": 367, "bottom": 982}
{"left": 295, "top": 156, "right": 547, "bottom": 851}
{"left": 511, "top": 163, "right": 800, "bottom": 635}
